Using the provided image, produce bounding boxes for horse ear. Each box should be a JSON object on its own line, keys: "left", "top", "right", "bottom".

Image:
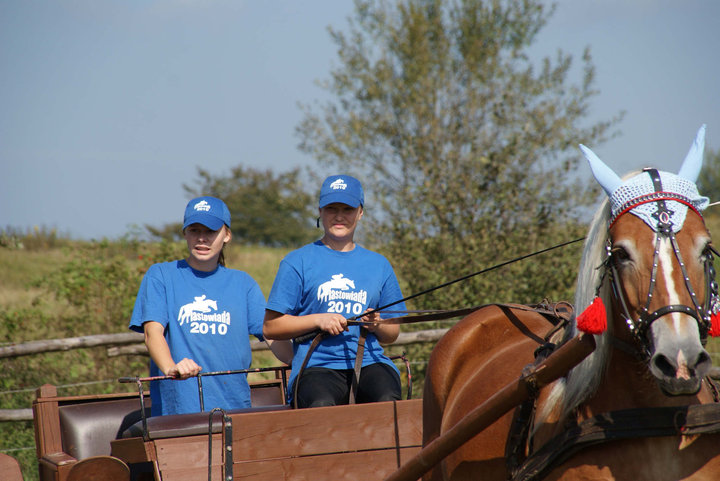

{"left": 677, "top": 124, "right": 706, "bottom": 182}
{"left": 580, "top": 144, "right": 622, "bottom": 197}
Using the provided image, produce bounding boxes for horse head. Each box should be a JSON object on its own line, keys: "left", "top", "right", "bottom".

{"left": 579, "top": 124, "right": 717, "bottom": 396}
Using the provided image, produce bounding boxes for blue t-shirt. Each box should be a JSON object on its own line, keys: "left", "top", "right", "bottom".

{"left": 266, "top": 241, "right": 405, "bottom": 396}
{"left": 129, "top": 260, "right": 265, "bottom": 416}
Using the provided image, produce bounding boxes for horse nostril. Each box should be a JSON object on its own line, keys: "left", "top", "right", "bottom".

{"left": 694, "top": 351, "right": 712, "bottom": 372}
{"left": 653, "top": 354, "right": 677, "bottom": 378}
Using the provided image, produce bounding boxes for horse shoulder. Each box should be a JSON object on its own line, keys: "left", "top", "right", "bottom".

{"left": 423, "top": 305, "right": 561, "bottom": 480}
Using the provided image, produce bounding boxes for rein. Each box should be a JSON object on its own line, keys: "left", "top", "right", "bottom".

{"left": 292, "top": 301, "right": 574, "bottom": 408}
{"left": 293, "top": 237, "right": 585, "bottom": 344}
{"left": 290, "top": 239, "right": 584, "bottom": 408}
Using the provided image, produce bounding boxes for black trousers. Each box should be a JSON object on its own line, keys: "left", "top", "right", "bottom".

{"left": 294, "top": 363, "right": 401, "bottom": 408}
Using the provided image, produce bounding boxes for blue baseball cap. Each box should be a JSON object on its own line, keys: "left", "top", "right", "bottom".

{"left": 183, "top": 196, "right": 231, "bottom": 230}
{"left": 319, "top": 175, "right": 364, "bottom": 208}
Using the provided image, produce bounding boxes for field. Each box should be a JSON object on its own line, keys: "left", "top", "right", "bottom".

{"left": 3, "top": 211, "right": 720, "bottom": 479}
{"left": 0, "top": 236, "right": 292, "bottom": 480}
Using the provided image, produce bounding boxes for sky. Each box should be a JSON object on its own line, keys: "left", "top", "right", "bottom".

{"left": 1, "top": 0, "right": 719, "bottom": 240}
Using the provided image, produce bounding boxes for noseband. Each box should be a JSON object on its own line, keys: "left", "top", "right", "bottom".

{"left": 604, "top": 168, "right": 717, "bottom": 355}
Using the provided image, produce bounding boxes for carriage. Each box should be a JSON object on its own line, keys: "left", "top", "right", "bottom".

{"left": 12, "top": 125, "right": 720, "bottom": 480}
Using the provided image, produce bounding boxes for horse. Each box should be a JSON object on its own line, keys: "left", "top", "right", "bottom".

{"left": 422, "top": 125, "right": 720, "bottom": 480}
{"left": 177, "top": 294, "right": 218, "bottom": 325}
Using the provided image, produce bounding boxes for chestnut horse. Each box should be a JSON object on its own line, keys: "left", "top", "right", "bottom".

{"left": 423, "top": 125, "right": 720, "bottom": 480}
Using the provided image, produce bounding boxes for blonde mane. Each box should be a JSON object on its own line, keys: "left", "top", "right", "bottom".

{"left": 537, "top": 198, "right": 613, "bottom": 422}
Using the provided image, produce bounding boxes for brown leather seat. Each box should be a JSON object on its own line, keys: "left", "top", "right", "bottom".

{"left": 58, "top": 398, "right": 150, "bottom": 460}
{"left": 121, "top": 403, "right": 291, "bottom": 439}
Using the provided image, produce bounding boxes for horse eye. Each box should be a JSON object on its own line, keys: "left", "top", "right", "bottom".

{"left": 611, "top": 246, "right": 631, "bottom": 263}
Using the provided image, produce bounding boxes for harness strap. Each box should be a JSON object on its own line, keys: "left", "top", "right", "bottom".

{"left": 349, "top": 327, "right": 368, "bottom": 404}
{"left": 292, "top": 331, "right": 327, "bottom": 409}
{"left": 512, "top": 403, "right": 720, "bottom": 481}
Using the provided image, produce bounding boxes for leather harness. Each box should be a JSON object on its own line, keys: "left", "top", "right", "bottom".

{"left": 292, "top": 301, "right": 573, "bottom": 409}
{"left": 506, "top": 168, "right": 720, "bottom": 480}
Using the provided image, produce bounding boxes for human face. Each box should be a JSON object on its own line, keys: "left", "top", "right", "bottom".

{"left": 184, "top": 223, "right": 231, "bottom": 271}
{"left": 319, "top": 203, "right": 363, "bottom": 244}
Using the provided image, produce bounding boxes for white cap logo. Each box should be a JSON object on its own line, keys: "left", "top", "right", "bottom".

{"left": 194, "top": 200, "right": 211, "bottom": 212}
{"left": 330, "top": 179, "right": 347, "bottom": 190}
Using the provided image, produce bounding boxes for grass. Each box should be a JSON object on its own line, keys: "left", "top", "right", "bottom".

{"left": 4, "top": 213, "right": 720, "bottom": 480}
{"left": 224, "top": 243, "right": 291, "bottom": 296}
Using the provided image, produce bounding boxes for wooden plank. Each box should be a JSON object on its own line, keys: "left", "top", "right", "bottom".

{"left": 153, "top": 434, "right": 224, "bottom": 471}
{"left": 114, "top": 400, "right": 422, "bottom": 479}
{"left": 110, "top": 437, "right": 158, "bottom": 464}
{"left": 157, "top": 448, "right": 422, "bottom": 481}
{"left": 231, "top": 399, "right": 422, "bottom": 461}
{"left": 32, "top": 385, "right": 64, "bottom": 459}
{"left": 394, "top": 398, "right": 424, "bottom": 446}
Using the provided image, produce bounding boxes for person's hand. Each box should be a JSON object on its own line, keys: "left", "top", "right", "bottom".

{"left": 166, "top": 358, "right": 202, "bottom": 379}
{"left": 316, "top": 313, "right": 348, "bottom": 336}
{"left": 360, "top": 309, "right": 381, "bottom": 333}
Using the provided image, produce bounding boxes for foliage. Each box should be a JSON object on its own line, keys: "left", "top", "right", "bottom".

{"left": 183, "top": 166, "right": 318, "bottom": 247}
{"left": 30, "top": 239, "right": 186, "bottom": 336}
{"left": 0, "top": 225, "right": 69, "bottom": 250}
{"left": 0, "top": 238, "right": 286, "bottom": 479}
{"left": 297, "top": 0, "right": 622, "bottom": 388}
{"left": 697, "top": 146, "right": 720, "bottom": 203}
{"left": 298, "top": 0, "right": 620, "bottom": 306}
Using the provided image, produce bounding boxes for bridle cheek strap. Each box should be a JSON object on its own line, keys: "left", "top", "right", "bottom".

{"left": 607, "top": 168, "right": 713, "bottom": 351}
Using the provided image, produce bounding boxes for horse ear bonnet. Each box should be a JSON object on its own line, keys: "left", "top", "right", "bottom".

{"left": 580, "top": 125, "right": 709, "bottom": 233}
{"left": 575, "top": 125, "right": 712, "bottom": 335}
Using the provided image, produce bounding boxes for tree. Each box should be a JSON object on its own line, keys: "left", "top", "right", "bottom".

{"left": 698, "top": 146, "right": 720, "bottom": 203}
{"left": 184, "top": 166, "right": 317, "bottom": 247}
{"left": 297, "top": 0, "right": 622, "bottom": 312}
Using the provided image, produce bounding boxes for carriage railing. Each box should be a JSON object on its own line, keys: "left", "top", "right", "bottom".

{"left": 118, "top": 353, "right": 412, "bottom": 440}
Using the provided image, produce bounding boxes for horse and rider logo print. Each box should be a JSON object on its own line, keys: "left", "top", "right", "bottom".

{"left": 317, "top": 274, "right": 368, "bottom": 316}
{"left": 329, "top": 178, "right": 347, "bottom": 191}
{"left": 177, "top": 294, "right": 231, "bottom": 335}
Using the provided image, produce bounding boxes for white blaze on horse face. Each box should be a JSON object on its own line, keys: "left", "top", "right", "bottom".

{"left": 657, "top": 236, "right": 684, "bottom": 331}
{"left": 676, "top": 350, "right": 691, "bottom": 380}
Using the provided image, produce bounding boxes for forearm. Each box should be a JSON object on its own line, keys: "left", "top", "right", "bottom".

{"left": 143, "top": 321, "right": 176, "bottom": 374}
{"left": 263, "top": 310, "right": 349, "bottom": 339}
{"left": 263, "top": 311, "right": 325, "bottom": 339}
{"left": 266, "top": 339, "right": 293, "bottom": 364}
{"left": 373, "top": 323, "right": 399, "bottom": 344}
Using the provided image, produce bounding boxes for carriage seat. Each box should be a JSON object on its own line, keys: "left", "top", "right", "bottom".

{"left": 121, "top": 403, "right": 290, "bottom": 439}
{"left": 58, "top": 397, "right": 151, "bottom": 461}
{"left": 121, "top": 379, "right": 290, "bottom": 439}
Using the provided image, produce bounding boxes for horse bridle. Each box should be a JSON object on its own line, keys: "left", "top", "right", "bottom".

{"left": 603, "top": 168, "right": 718, "bottom": 355}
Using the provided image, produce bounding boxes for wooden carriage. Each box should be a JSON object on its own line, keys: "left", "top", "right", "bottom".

{"left": 31, "top": 374, "right": 423, "bottom": 481}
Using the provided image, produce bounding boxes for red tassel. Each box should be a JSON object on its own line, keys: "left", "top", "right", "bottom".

{"left": 710, "top": 311, "right": 720, "bottom": 337}
{"left": 576, "top": 296, "right": 607, "bottom": 334}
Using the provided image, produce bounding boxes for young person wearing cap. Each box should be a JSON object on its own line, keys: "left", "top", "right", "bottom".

{"left": 129, "top": 196, "right": 291, "bottom": 416}
{"left": 263, "top": 175, "right": 406, "bottom": 408}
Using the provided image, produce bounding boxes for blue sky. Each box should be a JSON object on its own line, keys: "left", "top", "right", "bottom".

{"left": 2, "top": 0, "right": 719, "bottom": 240}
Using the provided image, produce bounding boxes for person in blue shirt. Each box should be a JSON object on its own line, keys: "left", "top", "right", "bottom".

{"left": 129, "top": 196, "right": 291, "bottom": 416}
{"left": 263, "top": 175, "right": 405, "bottom": 408}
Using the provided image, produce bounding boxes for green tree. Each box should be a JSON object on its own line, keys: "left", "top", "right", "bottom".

{"left": 697, "top": 146, "right": 720, "bottom": 203}
{"left": 297, "top": 0, "right": 622, "bottom": 391}
{"left": 298, "top": 0, "right": 621, "bottom": 309}
{"left": 184, "top": 166, "right": 317, "bottom": 247}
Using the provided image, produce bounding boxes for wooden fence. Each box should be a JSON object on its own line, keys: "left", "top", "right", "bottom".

{"left": 0, "top": 329, "right": 449, "bottom": 422}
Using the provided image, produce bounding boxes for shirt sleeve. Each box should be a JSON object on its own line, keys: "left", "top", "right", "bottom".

{"left": 379, "top": 259, "right": 406, "bottom": 318}
{"left": 245, "top": 275, "right": 267, "bottom": 341}
{"left": 129, "top": 265, "right": 169, "bottom": 333}
{"left": 265, "top": 257, "right": 304, "bottom": 315}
